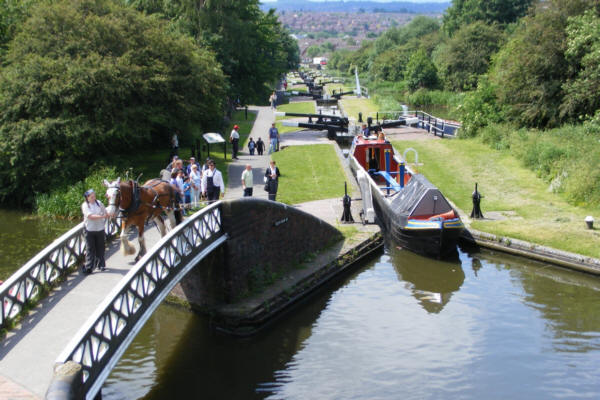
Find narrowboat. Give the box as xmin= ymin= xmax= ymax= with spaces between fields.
xmin=349 ymin=135 xmax=464 ymax=258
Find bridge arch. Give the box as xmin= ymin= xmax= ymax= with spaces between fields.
xmin=51 ymin=203 xmax=226 ymax=400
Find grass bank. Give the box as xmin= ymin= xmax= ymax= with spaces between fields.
xmin=391 ymin=138 xmax=600 ymax=258
xmin=275 ymin=101 xmax=315 ymax=134
xmin=339 ymin=97 xmax=378 ymax=121
xmin=271 ymin=144 xmax=347 ymax=205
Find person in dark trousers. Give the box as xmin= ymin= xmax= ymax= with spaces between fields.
xmin=81 ymin=189 xmax=110 ymax=273
xmin=230 ymin=125 xmax=240 ymax=159
xmin=248 ymin=137 xmax=256 ymax=155
xmin=256 ymin=137 xmax=265 ymax=155
xmin=265 ymin=160 xmax=281 ymax=201
xmin=241 ymin=164 xmax=253 ymax=197
xmin=202 ymin=160 xmax=225 ymax=203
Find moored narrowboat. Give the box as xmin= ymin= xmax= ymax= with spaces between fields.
xmin=349 ymin=135 xmax=464 ymax=258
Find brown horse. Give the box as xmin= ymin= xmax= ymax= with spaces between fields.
xmin=104 ymin=178 xmax=179 ymax=262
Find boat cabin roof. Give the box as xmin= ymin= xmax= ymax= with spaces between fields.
xmin=353 ymin=136 xmax=392 ymax=150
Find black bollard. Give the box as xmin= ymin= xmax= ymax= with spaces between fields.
xmin=341 ymin=182 xmax=354 ymax=223
xmin=358 ymin=112 xmax=363 ymax=123
xmin=470 ymin=183 xmax=484 ymax=219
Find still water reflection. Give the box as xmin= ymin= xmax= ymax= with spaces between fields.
xmin=0 ymin=209 xmax=75 ymax=280
xmin=106 ymin=243 xmax=600 ymax=399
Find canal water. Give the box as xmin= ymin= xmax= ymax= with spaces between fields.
xmin=103 ymin=242 xmax=600 ymax=399
xmin=0 ymin=209 xmax=75 ymax=281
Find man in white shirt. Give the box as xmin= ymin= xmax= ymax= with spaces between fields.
xmin=241 ymin=164 xmax=253 ymax=197
xmin=202 ymin=160 xmax=225 ymax=203
xmin=230 ymin=125 xmax=240 ymax=159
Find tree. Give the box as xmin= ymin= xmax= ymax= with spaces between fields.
xmin=443 ymin=0 xmax=535 ymax=36
xmin=560 ymin=10 xmax=600 ymax=120
xmin=130 ymin=0 xmax=300 ymax=104
xmin=405 ymin=48 xmax=438 ymax=91
xmin=488 ymin=0 xmax=593 ymax=128
xmin=435 ymin=21 xmax=504 ymax=91
xmin=0 ymin=0 xmax=226 ymax=206
xmin=0 ymin=0 xmax=38 ymax=60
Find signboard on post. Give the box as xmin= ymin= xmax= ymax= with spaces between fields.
xmin=203 ymin=132 xmax=226 ymax=160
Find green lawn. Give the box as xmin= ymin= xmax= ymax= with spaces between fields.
xmin=275 ymin=101 xmax=316 ymax=134
xmin=271 ymin=144 xmax=347 ymax=205
xmin=340 ymin=97 xmax=379 ymax=121
xmin=276 ymin=101 xmax=315 ymax=115
xmin=391 ymin=138 xmax=600 ymax=258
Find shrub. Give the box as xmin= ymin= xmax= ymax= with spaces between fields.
xmin=36 ymin=166 xmax=121 ymax=219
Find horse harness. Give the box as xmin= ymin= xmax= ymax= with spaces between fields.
xmin=111 ymin=180 xmax=176 ymax=220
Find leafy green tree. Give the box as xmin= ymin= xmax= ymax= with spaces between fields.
xmin=0 ymin=0 xmax=38 ymax=60
xmin=130 ymin=0 xmax=299 ymax=104
xmin=0 ymin=0 xmax=226 ymax=206
xmin=458 ymin=76 xmax=506 ymax=137
xmin=487 ymin=0 xmax=594 ymax=128
xmin=369 ymin=48 xmax=407 ymax=82
xmin=306 ymin=45 xmax=321 ymax=58
xmin=443 ymin=0 xmax=535 ymax=36
xmin=435 ymin=21 xmax=504 ymax=91
xmin=560 ymin=10 xmax=600 ymax=120
xmin=405 ymin=48 xmax=439 ymax=91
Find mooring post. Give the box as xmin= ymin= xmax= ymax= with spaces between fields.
xmin=340 ymin=182 xmax=354 ymax=223
xmin=470 ymin=183 xmax=484 ymax=219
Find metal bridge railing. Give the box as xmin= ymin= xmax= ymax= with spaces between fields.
xmin=52 ymin=203 xmax=227 ymax=400
xmin=0 ymin=220 xmax=119 ymax=331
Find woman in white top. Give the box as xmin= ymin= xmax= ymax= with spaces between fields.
xmin=81 ymin=189 xmax=110 ymax=273
xmin=190 ymin=164 xmax=202 ymax=206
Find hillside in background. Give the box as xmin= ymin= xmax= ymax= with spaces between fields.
xmin=260 ymin=0 xmax=450 ymax=13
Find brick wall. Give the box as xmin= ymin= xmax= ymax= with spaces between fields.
xmin=171 ymin=198 xmax=342 ymax=308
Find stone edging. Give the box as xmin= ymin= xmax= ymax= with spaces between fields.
xmin=461 ymin=228 xmax=600 ymax=275
xmin=213 ymin=232 xmax=383 ymax=336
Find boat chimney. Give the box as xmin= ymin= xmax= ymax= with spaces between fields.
xmin=399 ymin=161 xmax=405 ymax=188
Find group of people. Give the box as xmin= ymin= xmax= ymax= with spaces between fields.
xmin=81 ymin=119 xmax=283 ymax=275
xmin=246 ymin=137 xmax=265 ymax=155
xmin=240 ymin=160 xmax=280 ymax=201
xmin=354 ymin=124 xmax=387 ymax=145
xmin=167 ymin=155 xmax=225 ymax=209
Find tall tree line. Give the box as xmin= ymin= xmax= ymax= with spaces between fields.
xmin=0 ymin=0 xmax=299 ymax=206
xmin=330 ymin=0 xmax=600 ymax=132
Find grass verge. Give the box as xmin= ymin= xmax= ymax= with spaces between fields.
xmin=275 ymin=101 xmax=316 ymax=134
xmin=340 ymin=97 xmax=379 ymax=121
xmin=270 ymin=144 xmax=347 ymax=205
xmin=391 ymin=138 xmax=600 ymax=258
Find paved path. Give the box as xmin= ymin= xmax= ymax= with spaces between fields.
xmin=225 ymin=106 xmax=276 ymax=200
xmin=0 ymin=227 xmax=162 ymax=398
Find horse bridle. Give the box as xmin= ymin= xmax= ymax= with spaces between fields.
xmin=106 ymin=184 xmax=124 ymax=217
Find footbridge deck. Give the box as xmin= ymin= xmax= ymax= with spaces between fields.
xmin=0 ymin=204 xmax=225 ymax=399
